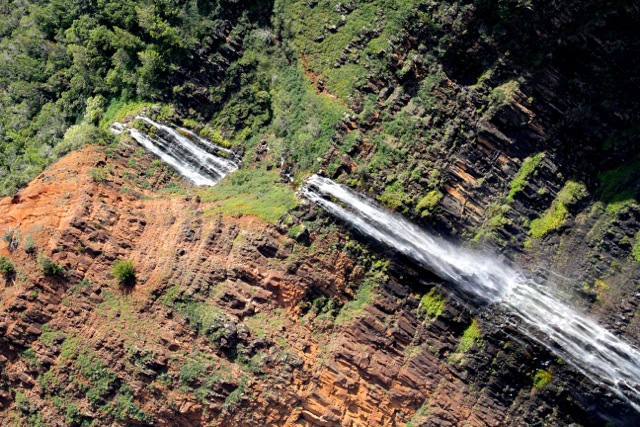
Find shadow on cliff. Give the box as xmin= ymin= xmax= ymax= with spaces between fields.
xmin=440 ymin=0 xmax=640 ymax=210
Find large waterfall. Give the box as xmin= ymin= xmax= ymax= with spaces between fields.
xmin=301 ymin=174 xmax=640 ymax=412
xmin=118 ymin=117 xmax=238 ymax=186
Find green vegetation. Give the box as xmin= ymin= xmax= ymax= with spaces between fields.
xmin=529 ymin=202 xmax=569 ymax=239
xmin=89 ymin=167 xmax=108 ymax=183
xmin=406 ymin=399 xmax=431 ymax=427
xmin=0 ymin=0 xmax=271 ymax=196
xmin=22 ymin=234 xmax=36 ymax=254
xmin=508 ymin=153 xmax=543 ymax=201
xmin=449 ymin=319 xmax=482 ymax=363
xmin=54 ymin=123 xmax=111 ymax=158
xmin=557 ymin=180 xmax=588 ymax=205
xmin=416 ymin=190 xmax=443 ymax=217
xmin=487 ymin=80 xmax=520 ymax=117
xmin=0 ymin=255 xmax=15 ymax=278
xmin=111 ymin=260 xmax=136 ymax=286
xmin=38 ymin=254 xmax=63 ymax=276
xmin=15 ymin=391 xmax=47 ymax=427
xmin=162 ymin=288 xmax=242 ymax=349
xmin=458 ymin=319 xmax=482 ymax=353
xmin=419 ymin=288 xmax=446 ymax=320
xmin=633 ymin=231 xmax=640 ymax=262
xmin=198 ymin=167 xmax=297 ymax=223
xmin=237 ymin=31 xmax=346 ymax=171
xmin=334 ymin=280 xmax=377 ymax=326
xmin=532 ymin=368 xmax=553 ymax=389
xmin=529 ymin=180 xmax=586 ymax=239
xmin=378 ymin=181 xmax=409 ymax=210
xmin=54 ymin=337 xmax=148 ymax=423
xmin=275 ymin=0 xmax=427 ymax=102
xmin=598 ymin=156 xmax=640 ymax=212
xmin=177 ymin=353 xmax=245 ymax=407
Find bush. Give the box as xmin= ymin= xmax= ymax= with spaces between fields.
xmin=52 ymin=123 xmax=111 ymax=158
xmin=112 ymin=260 xmax=136 ymax=286
xmin=39 ymin=254 xmax=63 ymax=276
xmin=533 ymin=369 xmax=553 ymax=389
xmin=416 ymin=190 xmax=444 ymax=217
xmin=419 ymin=288 xmax=446 ymax=320
xmin=89 ymin=167 xmax=107 ymax=183
xmin=0 ymin=256 xmax=15 ymax=277
xmin=23 ymin=234 xmax=36 ymax=254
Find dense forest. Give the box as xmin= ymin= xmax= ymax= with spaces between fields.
xmin=0 ymin=0 xmax=274 ymax=195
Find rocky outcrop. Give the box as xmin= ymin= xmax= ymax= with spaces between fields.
xmin=0 ymin=143 xmax=635 ymax=425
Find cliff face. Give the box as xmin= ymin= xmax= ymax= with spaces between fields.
xmin=1 ymin=0 xmax=640 ymax=426
xmin=0 ymin=144 xmax=634 ymax=426
xmin=0 ymin=147 xmax=616 ymax=426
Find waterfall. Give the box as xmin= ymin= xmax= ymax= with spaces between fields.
xmin=121 ymin=117 xmax=238 ymax=186
xmin=301 ymin=174 xmax=640 ymax=412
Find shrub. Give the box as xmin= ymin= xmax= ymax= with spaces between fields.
xmin=533 ymin=369 xmax=553 ymax=389
xmin=416 ymin=190 xmax=443 ymax=217
xmin=23 ymin=234 xmax=35 ymax=254
xmin=89 ymin=167 xmax=107 ymax=183
xmin=39 ymin=254 xmax=63 ymax=276
xmin=419 ymin=288 xmax=446 ymax=320
xmin=112 ymin=260 xmax=136 ymax=286
xmin=378 ymin=181 xmax=408 ymax=210
xmin=0 ymin=256 xmax=15 ymax=277
xmin=53 ymin=123 xmax=111 ymax=158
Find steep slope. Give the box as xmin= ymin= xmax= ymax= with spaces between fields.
xmin=1 ymin=0 xmax=640 ymax=426
xmin=0 ymin=137 xmax=635 ymax=426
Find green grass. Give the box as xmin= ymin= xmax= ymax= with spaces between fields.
xmin=334 ymin=280 xmax=377 ymax=326
xmin=100 ymin=99 xmax=170 ymax=130
xmin=419 ymin=288 xmax=445 ymax=320
xmin=416 ymin=190 xmax=443 ymax=217
xmin=163 ymin=292 xmax=230 ymax=346
xmin=597 ymin=156 xmax=640 ymax=214
xmin=449 ymin=319 xmax=482 ymax=363
xmin=529 ymin=202 xmax=569 ymax=238
xmin=598 ymin=156 xmax=640 ymax=208
xmin=197 ymin=167 xmax=297 ymax=224
xmin=177 ymin=352 xmax=242 ymax=407
xmin=458 ymin=319 xmax=482 ymax=353
xmin=276 ymin=0 xmax=425 ymax=103
xmin=556 ymin=180 xmax=587 ymax=205
xmin=406 ymin=399 xmax=430 ymax=427
xmin=508 ymin=153 xmax=543 ymax=201
xmin=528 ymin=180 xmax=586 ymax=239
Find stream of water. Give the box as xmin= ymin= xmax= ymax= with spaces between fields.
xmin=120 ymin=117 xmax=238 ymax=186
xmin=301 ymin=174 xmax=640 ymax=412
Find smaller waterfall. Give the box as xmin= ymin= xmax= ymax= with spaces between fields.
xmin=301 ymin=174 xmax=640 ymax=413
xmin=119 ymin=117 xmax=238 ymax=186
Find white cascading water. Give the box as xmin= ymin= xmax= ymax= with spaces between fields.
xmin=123 ymin=116 xmax=238 ymax=186
xmin=301 ymin=174 xmax=640 ymax=412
